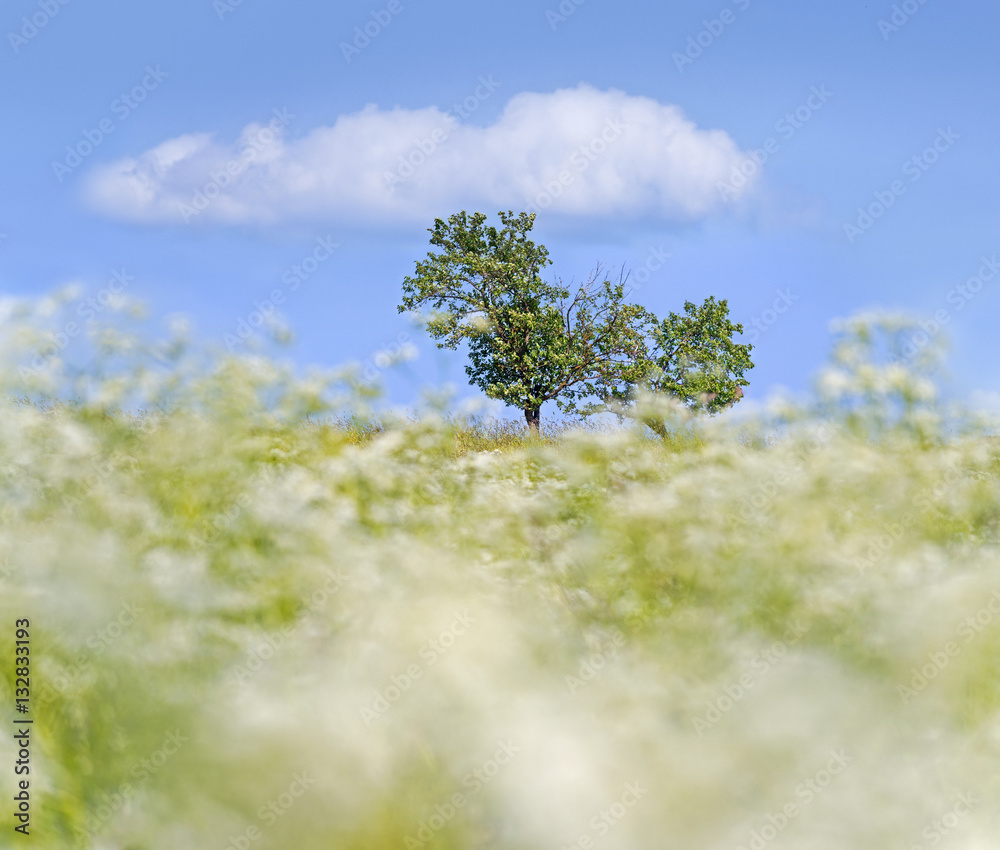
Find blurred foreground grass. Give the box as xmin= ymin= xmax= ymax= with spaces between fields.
xmin=0 ymin=299 xmax=999 ymax=847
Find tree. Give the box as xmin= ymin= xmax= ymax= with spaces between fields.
xmin=399 ymin=211 xmax=653 ymax=435
xmin=597 ymin=296 xmax=754 ymax=435
xmin=398 ymin=210 xmax=753 ymax=436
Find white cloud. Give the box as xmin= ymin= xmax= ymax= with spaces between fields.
xmin=83 ymin=84 xmax=757 ymax=228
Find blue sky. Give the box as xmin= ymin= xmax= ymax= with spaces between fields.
xmin=4 ymin=0 xmax=999 ymax=417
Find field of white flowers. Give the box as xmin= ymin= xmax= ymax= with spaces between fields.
xmin=1 ymin=295 xmax=999 ymax=848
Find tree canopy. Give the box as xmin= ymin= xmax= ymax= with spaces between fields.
xmin=399 ymin=210 xmax=753 ymax=434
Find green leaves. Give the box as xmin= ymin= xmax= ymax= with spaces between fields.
xmin=399 ymin=211 xmax=560 ymax=354
xmin=642 ymin=296 xmax=753 ymax=414
xmin=399 ymin=212 xmax=753 ymax=433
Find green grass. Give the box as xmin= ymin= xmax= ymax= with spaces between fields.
xmin=309 ymin=412 xmax=636 ymax=454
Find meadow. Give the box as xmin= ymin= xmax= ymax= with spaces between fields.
xmin=1 ymin=297 xmax=999 ymax=848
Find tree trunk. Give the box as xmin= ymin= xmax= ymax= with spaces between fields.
xmin=524 ymin=406 xmax=541 ymax=438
